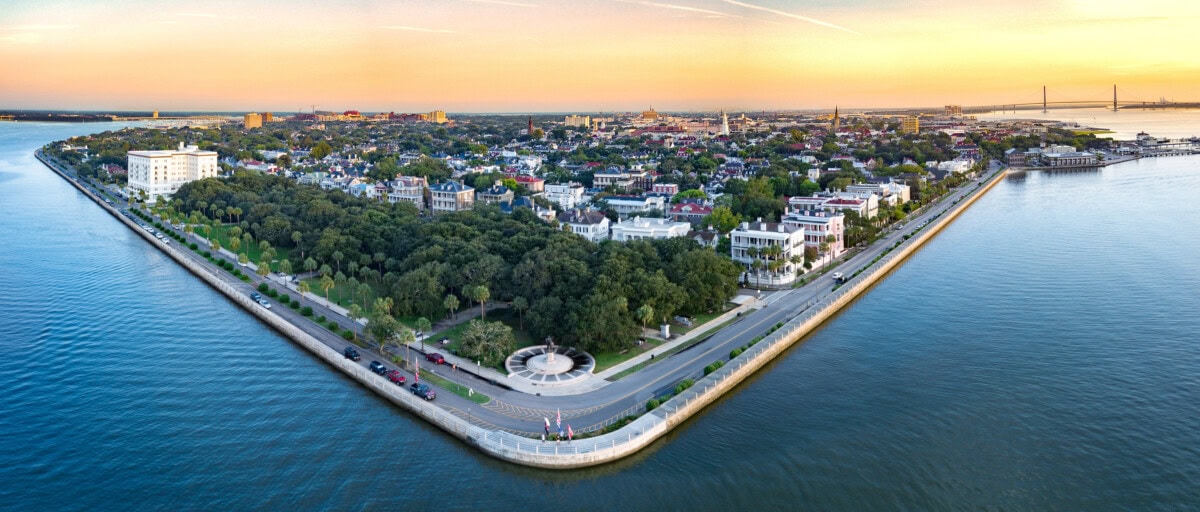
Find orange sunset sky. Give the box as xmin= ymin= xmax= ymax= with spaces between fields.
xmin=2 ymin=0 xmax=1198 ymax=112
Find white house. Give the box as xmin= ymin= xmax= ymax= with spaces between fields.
xmin=387 ymin=176 xmax=427 ymax=211
xmin=782 ymin=209 xmax=845 ymax=268
xmin=126 ymin=142 xmax=219 ymax=203
xmin=545 ymin=182 xmax=586 ymax=209
xmin=557 ymin=208 xmax=610 ymax=242
xmin=603 ymin=195 xmax=666 ymax=218
xmin=610 ymin=216 xmax=691 ymax=242
xmin=731 ymin=219 xmax=806 ymax=288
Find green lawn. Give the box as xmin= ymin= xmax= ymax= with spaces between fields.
xmin=607 ymin=316 xmax=742 ymax=381
xmin=419 ymin=370 xmax=490 ymax=404
xmin=592 ymin=337 xmax=666 ymax=373
xmin=667 ymin=302 xmax=737 ymax=335
xmin=299 ymin=277 xmax=385 ymax=310
xmin=195 ymin=223 xmax=292 ymax=270
xmin=423 ymin=309 xmax=535 ymax=371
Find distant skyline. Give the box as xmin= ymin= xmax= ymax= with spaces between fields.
xmin=2 ymin=0 xmax=1198 ymax=112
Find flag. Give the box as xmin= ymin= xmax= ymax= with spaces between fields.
xmin=415 ymin=360 xmax=420 ymax=383
xmin=556 ymin=408 xmax=561 ymax=429
xmin=567 ymin=424 xmax=573 ymax=441
xmin=543 ymin=417 xmax=550 ymax=435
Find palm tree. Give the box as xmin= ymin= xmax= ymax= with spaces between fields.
xmin=415 ymin=317 xmax=432 ymax=350
xmin=230 ymin=237 xmax=241 ymax=254
xmin=297 ymin=281 xmax=310 ymax=305
xmin=303 ymin=257 xmax=318 ymax=276
xmin=467 ymin=285 xmax=490 ymax=320
xmin=278 ymin=259 xmax=292 ymax=277
xmin=332 ymin=251 xmax=344 ymax=274
xmin=318 ymin=263 xmax=332 ymax=278
xmin=396 ymin=327 xmax=416 ymax=370
xmin=238 ymin=252 xmax=249 ymax=266
xmin=357 ymin=282 xmax=372 ymax=308
xmin=636 ymin=304 xmax=654 ymax=330
xmin=347 ymin=304 xmax=363 ymax=341
xmin=291 ymin=231 xmax=304 ymax=260
xmin=211 ymin=238 xmax=221 ymax=252
xmin=320 ymin=275 xmax=335 ymax=306
xmin=511 ymin=296 xmax=528 ymax=330
xmin=256 ymin=259 xmax=271 ymax=278
xmin=334 ymin=271 xmax=346 ymax=304
xmin=444 ymin=294 xmax=460 ymax=320
xmin=373 ymin=252 xmax=385 ymax=274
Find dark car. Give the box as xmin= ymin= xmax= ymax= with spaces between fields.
xmin=343 ymin=347 xmax=361 ymax=361
xmin=425 ymin=353 xmax=446 ymax=365
xmin=250 ymin=292 xmax=262 ymax=301
xmin=410 ymin=383 xmax=436 ymax=400
xmin=386 ymin=370 xmax=406 ymax=385
xmin=369 ymin=360 xmax=387 ymax=375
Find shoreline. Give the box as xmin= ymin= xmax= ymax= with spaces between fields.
xmin=35 ymin=149 xmax=1006 ymax=468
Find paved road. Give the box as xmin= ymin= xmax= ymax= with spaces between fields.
xmin=45 ymin=151 xmax=1004 ymax=435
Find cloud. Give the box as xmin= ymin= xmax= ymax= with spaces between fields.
xmin=718 ymin=0 xmax=857 ymax=34
xmin=630 ymin=1 xmax=738 ymax=18
xmin=176 ymin=12 xmax=218 ymax=18
xmin=382 ymin=25 xmax=459 ymax=34
xmin=466 ymin=0 xmax=538 ymax=7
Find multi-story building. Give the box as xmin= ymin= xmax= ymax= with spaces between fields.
xmin=557 ymin=208 xmax=610 ymax=243
xmin=564 ymin=114 xmax=591 ymax=128
xmin=514 ymin=175 xmax=544 ymax=193
xmin=731 ymin=219 xmax=806 ymax=288
xmin=244 ymin=112 xmax=263 ymax=129
xmin=593 ymin=168 xmax=654 ymax=192
xmin=263 ymin=112 xmax=274 ymax=123
xmin=901 ymin=116 xmax=920 ymax=134
xmin=846 ymin=182 xmax=910 ymax=205
xmin=126 ymin=143 xmax=219 ymax=203
xmin=610 ymin=216 xmax=691 ymax=242
xmin=476 ymin=181 xmax=515 ymax=205
xmin=782 ymin=209 xmax=845 ymax=267
xmin=668 ymin=202 xmax=712 ymax=224
xmin=652 ymin=183 xmax=679 ymax=195
xmin=1043 ymin=151 xmax=1098 ymax=167
xmin=429 ymin=180 xmax=474 ymax=212
xmin=824 ymin=196 xmax=878 ymax=219
xmin=387 ymin=176 xmax=427 ymax=211
xmin=428 ymin=110 xmax=447 ymax=124
xmin=603 ymin=195 xmax=666 ymax=218
xmin=545 ymin=182 xmax=586 ymax=209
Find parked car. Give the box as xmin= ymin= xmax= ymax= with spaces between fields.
xmin=250 ymin=292 xmax=262 ymax=301
xmin=832 ymin=272 xmax=846 ymax=283
xmin=257 ymin=299 xmax=272 ymax=309
xmin=343 ymin=346 xmax=361 ymax=361
xmin=425 ymin=353 xmax=446 ymax=365
xmin=369 ymin=360 xmax=387 ymax=375
xmin=410 ymin=383 xmax=436 ymax=400
xmin=674 ymin=316 xmax=693 ymax=327
xmin=386 ymin=370 xmax=406 ymax=385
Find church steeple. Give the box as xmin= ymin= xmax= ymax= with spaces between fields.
xmin=833 ymin=105 xmax=841 ymax=132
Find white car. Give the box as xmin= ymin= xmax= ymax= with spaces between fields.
xmin=257 ymin=299 xmax=272 ymax=309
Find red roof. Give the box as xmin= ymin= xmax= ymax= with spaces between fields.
xmin=669 ymin=203 xmax=713 ymax=215
xmin=514 ymin=175 xmax=544 ymax=183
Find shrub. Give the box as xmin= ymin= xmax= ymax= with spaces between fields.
xmin=316 ymin=315 xmax=326 ymax=323
xmin=674 ymin=379 xmax=695 ymax=395
xmin=267 ymin=289 xmax=278 ymax=298
xmin=703 ymin=360 xmax=724 ymax=375
xmin=341 ymin=330 xmax=355 ymax=340
xmin=189 ymin=243 xmax=198 ymax=250
xmin=257 ymin=283 xmax=269 ymax=293
xmin=231 ymin=268 xmax=241 ymax=277
xmin=301 ymin=306 xmax=313 ymax=317
xmin=289 ymin=299 xmax=300 ymax=309
xmin=730 ymin=348 xmax=743 ymax=359
xmin=278 ymin=293 xmax=289 ymax=302
xmin=202 ymin=251 xmax=211 ymax=258
xmin=646 ymin=399 xmax=660 ymax=411
xmin=327 ymin=321 xmax=339 ymax=330
xmin=239 ymin=275 xmax=250 ymax=282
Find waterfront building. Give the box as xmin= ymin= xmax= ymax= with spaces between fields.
xmin=429 ymin=180 xmax=474 ymax=212
xmin=731 ymin=219 xmax=806 ymax=288
xmin=387 ymin=176 xmax=427 ymax=211
xmin=126 ymin=143 xmax=219 ymax=203
xmin=244 ymin=112 xmax=262 ymax=129
xmin=1043 ymin=151 xmax=1098 ymax=167
xmin=846 ymin=182 xmax=910 ymax=205
xmin=782 ymin=209 xmax=846 ymax=266
xmin=545 ymin=182 xmax=586 ymax=209
xmin=557 ymin=208 xmax=610 ymax=242
xmin=901 ymin=116 xmax=920 ymax=134
xmin=610 ymin=216 xmax=691 ymax=242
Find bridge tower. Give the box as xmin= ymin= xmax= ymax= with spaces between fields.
xmin=1114 ymin=85 xmax=1118 ymax=111
xmin=1043 ymin=86 xmax=1047 ymax=113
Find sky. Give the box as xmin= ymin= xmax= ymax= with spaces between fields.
xmin=1 ymin=0 xmax=1198 ymax=112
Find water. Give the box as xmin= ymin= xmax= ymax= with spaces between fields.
xmin=977 ymin=107 xmax=1200 ymax=140
xmin=2 ymin=120 xmax=1199 ymax=510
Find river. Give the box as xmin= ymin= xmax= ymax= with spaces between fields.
xmin=1 ymin=119 xmax=1198 ymax=510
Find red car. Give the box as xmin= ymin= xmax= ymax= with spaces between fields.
xmin=386 ymin=370 xmax=406 ymax=385
xmin=425 ymin=353 xmax=446 ymax=365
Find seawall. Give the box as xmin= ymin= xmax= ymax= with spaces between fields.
xmin=37 ymin=150 xmax=1006 ymax=469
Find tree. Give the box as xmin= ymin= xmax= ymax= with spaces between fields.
xmin=311 ymin=141 xmax=333 ymax=160
xmin=367 ymin=312 xmax=399 ymax=355
xmin=703 ymin=205 xmax=741 ymax=234
xmin=238 ymin=252 xmax=249 ymax=265
xmin=459 ymin=320 xmax=515 ymax=368
xmin=444 ymin=294 xmax=460 ymax=320
xmin=636 ymin=304 xmax=655 ymax=330
xmin=278 ymin=259 xmax=292 ymax=276
xmin=332 ymin=250 xmax=344 ymax=274
xmin=415 ymin=317 xmax=432 ymax=350
xmin=297 ymin=280 xmax=310 ymax=304
xmin=303 ymin=257 xmax=318 ymax=275
xmin=229 ymin=237 xmax=240 ymax=253
xmin=291 ymin=231 xmax=304 ymax=259
xmin=347 ymin=304 xmax=363 ymax=340
xmin=256 ymin=258 xmax=271 ymax=278
xmin=320 ymin=275 xmax=335 ymax=306
xmin=467 ymin=284 xmax=490 ymax=320
xmin=318 ymin=263 xmax=332 ymax=278
xmin=334 ymin=271 xmax=346 ymax=304
xmin=511 ymin=296 xmax=529 ymax=330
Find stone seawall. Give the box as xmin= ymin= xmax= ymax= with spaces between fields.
xmin=37 ymin=149 xmax=1006 ymax=469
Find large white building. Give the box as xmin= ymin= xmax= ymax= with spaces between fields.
xmin=557 ymin=208 xmax=611 ymax=243
xmin=731 ymin=219 xmax=806 ymax=288
xmin=782 ymin=209 xmax=846 ymax=267
xmin=610 ymin=216 xmax=691 ymax=242
xmin=126 ymin=143 xmax=219 ymax=203
xmin=603 ymin=195 xmax=666 ymax=218
xmin=545 ymin=182 xmax=586 ymax=209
